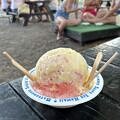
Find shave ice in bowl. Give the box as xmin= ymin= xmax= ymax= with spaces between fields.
xmin=4 ymin=48 xmax=118 ymax=107
xmin=31 ymin=48 xmax=90 ymax=98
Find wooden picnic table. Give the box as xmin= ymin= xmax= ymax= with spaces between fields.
xmin=0 ymin=37 xmax=120 ymax=120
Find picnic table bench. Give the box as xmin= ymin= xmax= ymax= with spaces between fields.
xmin=0 ymin=10 xmax=12 ymax=23
xmin=0 ymin=37 xmax=120 ymax=120
xmin=65 ymin=23 xmax=120 ymax=45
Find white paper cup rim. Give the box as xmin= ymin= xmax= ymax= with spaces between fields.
xmin=22 ymin=67 xmax=104 ymax=108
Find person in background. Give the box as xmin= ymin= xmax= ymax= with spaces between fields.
xmin=84 ymin=0 xmax=120 ymax=24
xmin=82 ymin=0 xmax=101 ymax=20
xmin=54 ymin=0 xmax=82 ymax=41
xmin=1 ymin=0 xmax=24 ymax=13
xmin=37 ymin=0 xmax=58 ymax=22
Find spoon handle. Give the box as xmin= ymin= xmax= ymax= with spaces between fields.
xmin=95 ymin=52 xmax=119 ymax=77
xmin=3 ymin=51 xmax=36 ymax=81
xmin=84 ymin=52 xmax=103 ymax=88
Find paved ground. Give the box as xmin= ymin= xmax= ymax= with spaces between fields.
xmin=0 ymin=18 xmax=109 ymax=83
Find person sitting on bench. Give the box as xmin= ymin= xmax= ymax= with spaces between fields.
xmin=84 ymin=0 xmax=120 ymax=24
xmin=81 ymin=0 xmax=102 ymax=20
xmin=37 ymin=0 xmax=50 ymax=22
xmin=54 ymin=0 xmax=82 ymax=41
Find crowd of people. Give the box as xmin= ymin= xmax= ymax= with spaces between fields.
xmin=0 ymin=0 xmax=120 ymax=40
xmin=1 ymin=0 xmax=24 ymax=12
xmin=54 ymin=0 xmax=120 ymax=40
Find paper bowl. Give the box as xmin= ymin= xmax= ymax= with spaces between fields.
xmin=81 ymin=22 xmax=90 ymax=25
xmin=22 ymin=67 xmax=104 ymax=108
xmin=95 ymin=22 xmax=104 ymax=26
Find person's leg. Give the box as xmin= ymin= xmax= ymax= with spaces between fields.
xmin=96 ymin=8 xmax=108 ymax=18
xmin=82 ymin=12 xmax=96 ymax=22
xmin=58 ymin=19 xmax=67 ymax=33
xmin=44 ymin=7 xmax=50 ymax=21
xmin=55 ymin=17 xmax=81 ymax=40
xmin=66 ymin=18 xmax=81 ymax=26
xmin=10 ymin=0 xmax=17 ymax=12
xmin=82 ymin=8 xmax=109 ymax=23
xmin=55 ymin=17 xmax=67 ymax=40
xmin=57 ymin=17 xmax=81 ymax=32
xmin=93 ymin=9 xmax=115 ymax=24
xmin=1 ymin=0 xmax=8 ymax=11
xmin=100 ymin=16 xmax=115 ymax=24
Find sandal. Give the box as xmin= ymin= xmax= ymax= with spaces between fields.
xmin=56 ymin=31 xmax=64 ymax=41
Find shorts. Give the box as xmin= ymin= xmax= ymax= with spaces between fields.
xmin=116 ymin=10 xmax=120 ymax=14
xmin=54 ymin=10 xmax=69 ymax=20
xmin=82 ymin=8 xmax=97 ymax=16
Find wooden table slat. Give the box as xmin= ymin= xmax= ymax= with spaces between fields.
xmin=0 ymin=83 xmax=41 ymax=120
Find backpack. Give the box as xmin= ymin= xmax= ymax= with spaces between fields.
xmin=18 ymin=3 xmax=30 ymax=14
